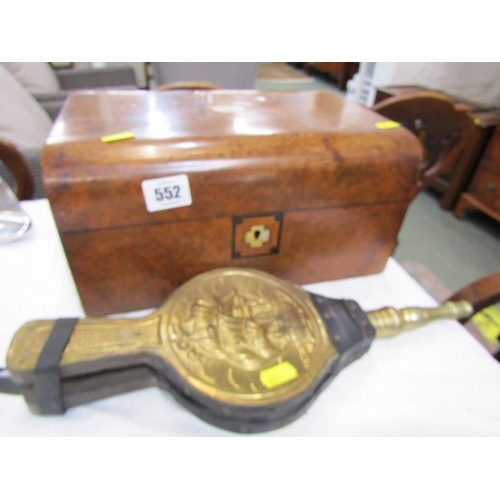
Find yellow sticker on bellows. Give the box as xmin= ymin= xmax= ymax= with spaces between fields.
xmin=259 ymin=361 xmax=299 ymax=389
xmin=101 ymin=131 xmax=135 ymax=143
xmin=375 ymin=120 xmax=400 ymax=130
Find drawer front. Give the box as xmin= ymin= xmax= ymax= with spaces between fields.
xmin=480 ymin=157 xmax=500 ymax=174
xmin=484 ymin=127 xmax=500 ymax=165
xmin=469 ymin=165 xmax=500 ymax=211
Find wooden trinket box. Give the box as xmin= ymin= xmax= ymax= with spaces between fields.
xmin=42 ymin=90 xmax=422 ymax=315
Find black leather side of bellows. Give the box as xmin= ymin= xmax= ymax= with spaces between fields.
xmin=309 ymin=294 xmax=376 ymax=354
xmin=34 ymin=318 xmax=79 ymax=414
xmin=0 ymin=368 xmax=21 ymax=394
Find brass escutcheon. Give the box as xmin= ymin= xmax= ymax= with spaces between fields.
xmin=244 ymin=224 xmax=271 ymax=249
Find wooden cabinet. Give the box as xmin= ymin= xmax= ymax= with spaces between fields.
xmin=306 ymin=62 xmax=359 ymax=90
xmin=454 ymin=127 xmax=500 ymax=222
xmin=375 ymin=85 xmax=500 ymax=211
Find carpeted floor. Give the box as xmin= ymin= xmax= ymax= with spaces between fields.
xmin=257 ymin=63 xmax=314 ymax=82
xmin=255 ymin=63 xmax=344 ymax=93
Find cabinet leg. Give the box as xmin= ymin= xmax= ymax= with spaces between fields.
xmin=440 ymin=192 xmax=456 ymax=211
xmin=453 ymin=195 xmax=473 ymax=219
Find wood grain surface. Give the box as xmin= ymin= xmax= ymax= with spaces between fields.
xmin=43 ymin=90 xmax=422 ymax=315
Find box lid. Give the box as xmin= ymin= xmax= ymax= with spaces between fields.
xmin=43 ymin=90 xmax=422 ymax=232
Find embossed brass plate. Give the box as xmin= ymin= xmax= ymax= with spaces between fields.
xmin=162 ymin=268 xmax=335 ymax=405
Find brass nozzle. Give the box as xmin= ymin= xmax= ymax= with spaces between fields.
xmin=367 ymin=301 xmax=474 ymax=339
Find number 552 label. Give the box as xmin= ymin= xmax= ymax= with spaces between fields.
xmin=141 ymin=174 xmax=192 ymax=212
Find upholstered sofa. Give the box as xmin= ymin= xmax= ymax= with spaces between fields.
xmin=0 ymin=63 xmax=138 ymax=199
xmin=34 ymin=65 xmax=138 ymax=119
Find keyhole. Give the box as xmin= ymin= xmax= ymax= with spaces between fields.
xmin=244 ymin=224 xmax=271 ymax=249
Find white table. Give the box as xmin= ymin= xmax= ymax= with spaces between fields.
xmin=1 ymin=199 xmax=500 ymax=436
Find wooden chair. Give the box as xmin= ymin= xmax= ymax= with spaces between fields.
xmin=446 ymin=271 xmax=500 ymax=323
xmin=402 ymin=262 xmax=500 ymax=360
xmin=447 ymin=270 xmax=500 ymax=362
xmin=372 ymin=92 xmax=476 ymax=209
xmin=0 ymin=140 xmax=35 ymax=201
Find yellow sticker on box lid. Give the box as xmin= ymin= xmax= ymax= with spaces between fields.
xmin=259 ymin=361 xmax=299 ymax=389
xmin=375 ymin=120 xmax=401 ymax=130
xmin=101 ymin=131 xmax=135 ymax=143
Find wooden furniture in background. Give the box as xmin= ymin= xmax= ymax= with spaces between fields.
xmin=375 ymin=85 xmax=500 ymax=211
xmin=372 ymin=91 xmax=476 ymax=208
xmin=448 ymin=269 xmax=500 ymax=361
xmin=296 ymin=63 xmax=359 ymax=90
xmin=403 ymin=261 xmax=500 ymax=358
xmin=447 ymin=269 xmax=500 ymax=321
xmin=454 ymin=127 xmax=500 ymax=223
xmin=0 ymin=140 xmax=35 ymax=200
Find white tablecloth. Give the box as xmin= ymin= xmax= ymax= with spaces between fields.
xmin=1 ymin=199 xmax=499 ymax=436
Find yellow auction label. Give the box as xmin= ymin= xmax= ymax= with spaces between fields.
xmin=375 ymin=120 xmax=401 ymax=130
xmin=101 ymin=131 xmax=135 ymax=143
xmin=472 ymin=306 xmax=500 ymax=345
xmin=259 ymin=361 xmax=299 ymax=389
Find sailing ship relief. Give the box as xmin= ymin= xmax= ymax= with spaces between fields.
xmin=164 ymin=270 xmax=326 ymax=394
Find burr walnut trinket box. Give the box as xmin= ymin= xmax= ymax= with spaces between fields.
xmin=42 ymin=90 xmax=422 ymax=315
